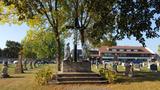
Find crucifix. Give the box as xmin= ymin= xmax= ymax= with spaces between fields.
xmin=66 ymin=0 xmax=80 ymax=62
xmin=66 ymin=20 xmax=80 ymax=62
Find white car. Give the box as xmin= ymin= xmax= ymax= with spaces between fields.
xmin=13 ymin=61 xmax=18 ymax=64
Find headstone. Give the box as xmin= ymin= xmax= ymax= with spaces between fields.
xmin=121 ymin=62 xmax=125 ymax=66
xmin=128 ymin=63 xmax=134 ymax=77
xmin=134 ymin=64 xmax=141 ymax=71
xmin=150 ymin=64 xmax=157 ymax=72
xmin=15 ymin=51 xmax=24 ymax=73
xmin=1 ymin=61 xmax=9 ymax=78
xmin=142 ymin=62 xmax=145 ymax=67
xmin=125 ymin=62 xmax=134 ymax=77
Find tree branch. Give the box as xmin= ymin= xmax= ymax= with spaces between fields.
xmin=37 ymin=0 xmax=55 ymax=28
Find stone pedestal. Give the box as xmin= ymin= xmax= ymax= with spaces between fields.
xmin=15 ymin=51 xmax=24 ymax=74
xmin=61 ymin=60 xmax=91 ymax=72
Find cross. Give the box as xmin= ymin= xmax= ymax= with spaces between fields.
xmin=66 ymin=25 xmax=81 ymax=62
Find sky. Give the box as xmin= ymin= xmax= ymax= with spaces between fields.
xmin=0 ymin=24 xmax=160 ymax=53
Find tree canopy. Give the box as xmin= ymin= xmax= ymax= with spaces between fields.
xmin=2 ymin=40 xmax=21 ymax=58
xmin=87 ymin=0 xmax=160 ymax=46
xmin=22 ymin=29 xmax=64 ymax=59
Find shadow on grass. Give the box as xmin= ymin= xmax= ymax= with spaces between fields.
xmin=116 ymin=71 xmax=160 ymax=83
xmin=9 ymin=76 xmax=25 ymax=78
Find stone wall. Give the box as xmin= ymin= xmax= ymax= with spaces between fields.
xmin=61 ymin=60 xmax=91 ymax=72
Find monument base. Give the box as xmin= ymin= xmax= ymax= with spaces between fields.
xmin=61 ymin=60 xmax=91 ymax=72
xmin=52 ymin=60 xmax=107 ymax=84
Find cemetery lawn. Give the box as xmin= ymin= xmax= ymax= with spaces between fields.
xmin=0 ymin=64 xmax=160 ymax=90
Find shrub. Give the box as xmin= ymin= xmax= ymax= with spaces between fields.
xmin=99 ymin=68 xmax=117 ymax=83
xmin=35 ymin=66 xmax=53 ymax=85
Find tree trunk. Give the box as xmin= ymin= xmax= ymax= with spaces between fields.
xmin=80 ymin=30 xmax=85 ymax=46
xmin=56 ymin=32 xmax=61 ymax=71
xmin=55 ymin=0 xmax=61 ymax=71
xmin=33 ymin=60 xmax=38 ymax=68
xmin=29 ymin=59 xmax=33 ymax=69
xmin=23 ymin=59 xmax=28 ymax=70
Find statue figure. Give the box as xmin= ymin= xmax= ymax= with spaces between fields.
xmin=82 ymin=43 xmax=88 ymax=60
xmin=64 ymin=43 xmax=70 ymax=61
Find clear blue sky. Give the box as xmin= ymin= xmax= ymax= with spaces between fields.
xmin=0 ymin=24 xmax=160 ymax=53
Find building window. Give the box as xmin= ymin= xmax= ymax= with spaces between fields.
xmin=134 ymin=49 xmax=138 ymax=52
xmin=109 ymin=49 xmax=112 ymax=51
xmin=112 ymin=49 xmax=117 ymax=51
xmin=127 ymin=49 xmax=131 ymax=52
xmin=104 ymin=53 xmax=114 ymax=57
xmin=119 ymin=49 xmax=124 ymax=51
xmin=119 ymin=54 xmax=126 ymax=57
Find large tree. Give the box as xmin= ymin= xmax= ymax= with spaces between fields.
xmin=88 ymin=0 xmax=160 ymax=46
xmin=3 ymin=0 xmax=67 ymax=71
xmin=64 ymin=0 xmax=160 ymax=47
xmin=22 ymin=29 xmax=63 ymax=59
xmin=2 ymin=40 xmax=21 ymax=58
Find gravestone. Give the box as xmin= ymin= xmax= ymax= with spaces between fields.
xmin=15 ymin=51 xmax=24 ymax=73
xmin=1 ymin=61 xmax=9 ymax=78
xmin=150 ymin=64 xmax=157 ymax=72
xmin=134 ymin=63 xmax=141 ymax=71
xmin=112 ymin=61 xmax=118 ymax=73
xmin=124 ymin=62 xmax=134 ymax=76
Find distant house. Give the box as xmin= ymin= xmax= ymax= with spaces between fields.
xmin=99 ymin=46 xmax=155 ymax=62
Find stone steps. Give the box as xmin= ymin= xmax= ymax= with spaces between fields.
xmin=55 ymin=72 xmax=107 ymax=84
xmin=57 ymin=72 xmax=100 ymax=77
xmin=57 ymin=77 xmax=104 ymax=81
xmin=56 ymin=80 xmax=107 ymax=84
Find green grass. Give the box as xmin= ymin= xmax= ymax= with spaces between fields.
xmin=0 ymin=64 xmax=160 ymax=90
